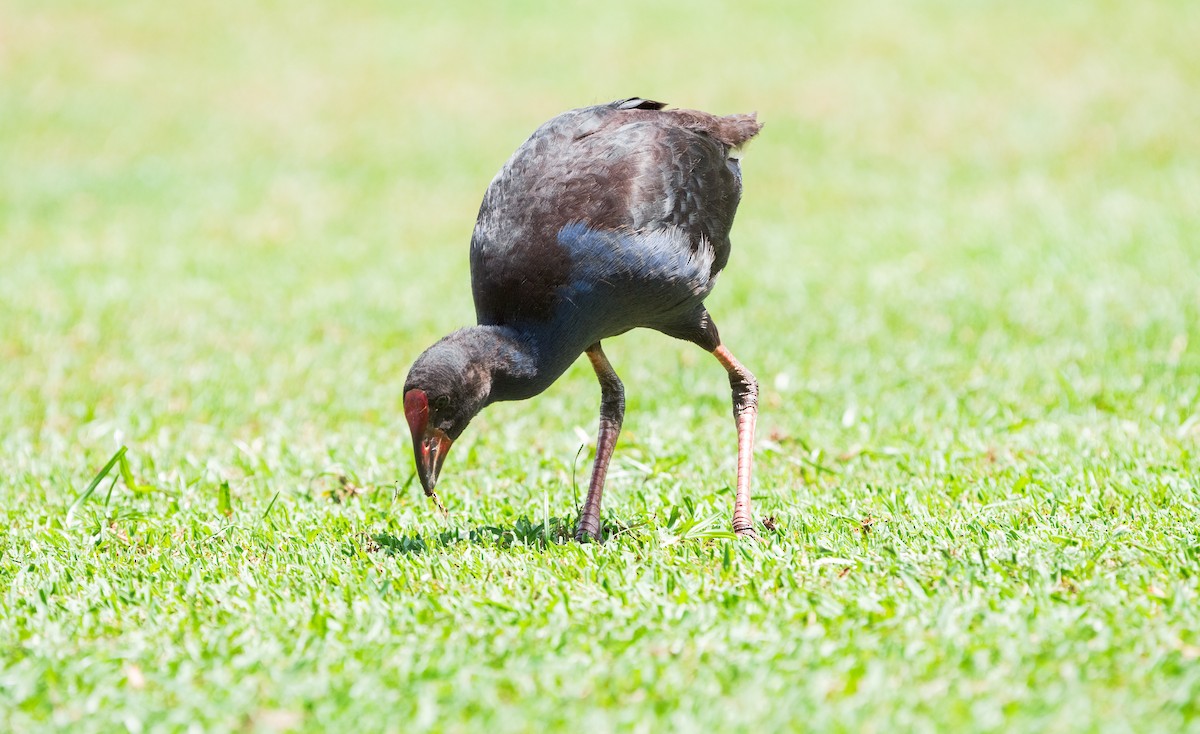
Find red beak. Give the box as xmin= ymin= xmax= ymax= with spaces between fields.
xmin=405 ymin=389 xmax=453 ymax=495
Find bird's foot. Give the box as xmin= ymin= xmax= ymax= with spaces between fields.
xmin=574 ymin=525 xmax=602 ymax=544
xmin=734 ymin=522 xmax=762 ymax=542
xmin=575 ymin=510 xmax=604 ymax=543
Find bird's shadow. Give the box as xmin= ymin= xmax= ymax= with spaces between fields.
xmin=369 ymin=515 xmax=623 ymax=555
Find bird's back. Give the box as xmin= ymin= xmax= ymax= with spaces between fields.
xmin=470 ymin=98 xmax=761 ymax=332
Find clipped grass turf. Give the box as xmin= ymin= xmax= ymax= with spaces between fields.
xmin=2 ymin=0 xmax=1199 ymax=731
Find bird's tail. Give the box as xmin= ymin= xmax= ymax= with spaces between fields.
xmin=610 ymin=97 xmax=763 ymax=151
xmin=717 ymin=113 xmax=763 ymax=149
xmin=679 ymin=110 xmax=763 ymax=151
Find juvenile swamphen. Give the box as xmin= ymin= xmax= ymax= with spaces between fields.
xmin=403 ymin=97 xmax=763 ymax=541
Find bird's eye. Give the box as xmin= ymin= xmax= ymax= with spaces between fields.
xmin=433 ymin=395 xmax=451 ymax=411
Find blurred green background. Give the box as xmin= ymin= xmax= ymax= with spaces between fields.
xmin=2 ymin=1 xmax=1199 ymax=731
xmin=4 ymin=0 xmax=1198 ymax=441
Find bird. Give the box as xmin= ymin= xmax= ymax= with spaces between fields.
xmin=403 ymin=97 xmax=763 ymax=541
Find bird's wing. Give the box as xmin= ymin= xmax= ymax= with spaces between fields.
xmin=470 ymin=99 xmax=761 ymax=326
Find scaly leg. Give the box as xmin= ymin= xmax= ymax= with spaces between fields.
xmin=713 ymin=344 xmax=759 ymax=539
xmin=577 ymin=343 xmax=624 ymax=542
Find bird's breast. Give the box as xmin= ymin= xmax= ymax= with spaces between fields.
xmin=549 ymin=223 xmax=717 ymax=335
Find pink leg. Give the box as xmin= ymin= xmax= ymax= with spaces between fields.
xmin=577 ymin=343 xmax=624 ymax=542
xmin=713 ymin=344 xmax=759 ymax=539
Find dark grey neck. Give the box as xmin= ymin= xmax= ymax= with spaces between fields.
xmin=464 ymin=324 xmax=580 ymax=404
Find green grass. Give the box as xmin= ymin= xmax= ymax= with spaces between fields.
xmin=3 ymin=0 xmax=1200 ymax=731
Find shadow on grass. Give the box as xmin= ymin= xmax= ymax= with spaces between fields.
xmin=370 ymin=515 xmax=603 ymax=555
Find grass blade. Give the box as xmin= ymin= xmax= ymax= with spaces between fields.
xmin=262 ymin=490 xmax=281 ymax=520
xmin=218 ymin=481 xmax=233 ymax=517
xmin=67 ymin=446 xmax=127 ymax=527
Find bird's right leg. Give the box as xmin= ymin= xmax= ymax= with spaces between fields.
xmin=663 ymin=308 xmax=761 ymax=539
xmin=577 ymin=342 xmax=624 ymax=542
xmin=712 ymin=343 xmax=760 ymax=540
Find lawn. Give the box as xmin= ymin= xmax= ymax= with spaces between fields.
xmin=2 ymin=0 xmax=1199 ymax=731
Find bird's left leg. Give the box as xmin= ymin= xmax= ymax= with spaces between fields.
xmin=577 ymin=342 xmax=624 ymax=542
xmin=712 ymin=343 xmax=760 ymax=539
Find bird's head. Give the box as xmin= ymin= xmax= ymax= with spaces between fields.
xmin=403 ymin=331 xmax=493 ymax=496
